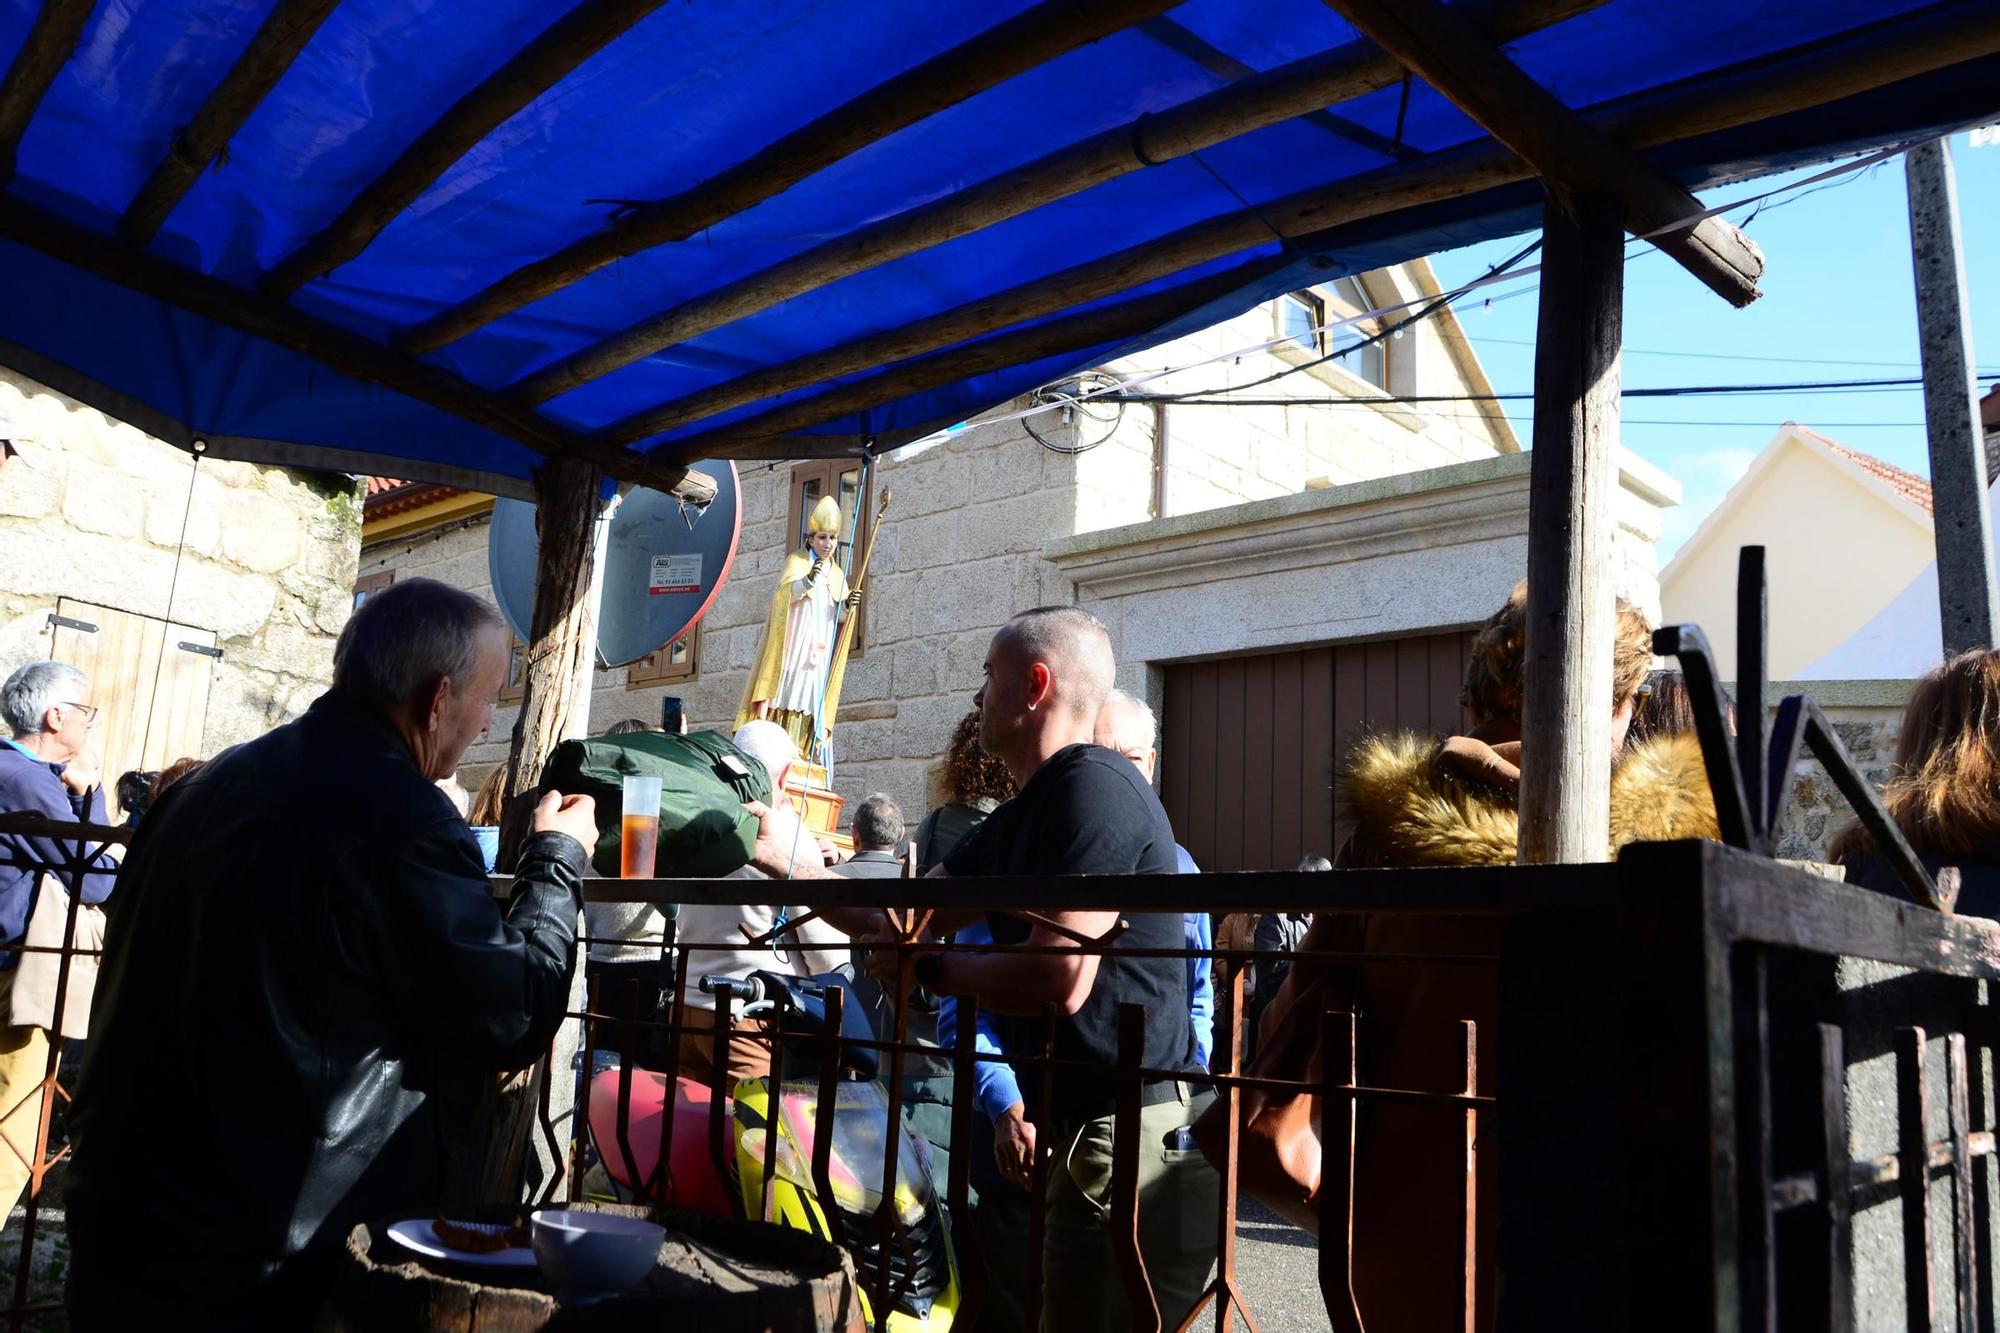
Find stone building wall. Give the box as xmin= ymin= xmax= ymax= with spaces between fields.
xmin=1764 ymin=681 xmax=1910 ymax=862
xmin=0 ymin=369 xmax=360 ymax=765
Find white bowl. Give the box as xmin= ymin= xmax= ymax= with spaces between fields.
xmin=529 ymin=1208 xmax=665 ymax=1298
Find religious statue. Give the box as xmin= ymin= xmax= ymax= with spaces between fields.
xmin=736 ymin=494 xmax=863 ymax=754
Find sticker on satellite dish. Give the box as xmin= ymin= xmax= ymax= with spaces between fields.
xmin=649 ymin=553 xmax=702 ymax=595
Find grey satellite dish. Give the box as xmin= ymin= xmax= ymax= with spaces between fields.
xmin=489 ymin=462 xmax=741 ymax=668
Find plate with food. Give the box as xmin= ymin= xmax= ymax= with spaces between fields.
xmin=387 ymin=1216 xmax=538 ymax=1268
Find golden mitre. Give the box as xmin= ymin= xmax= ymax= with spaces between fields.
xmin=807 ymin=494 xmax=843 ymax=535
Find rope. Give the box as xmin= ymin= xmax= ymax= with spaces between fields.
xmin=134 ymin=440 xmax=205 ymax=771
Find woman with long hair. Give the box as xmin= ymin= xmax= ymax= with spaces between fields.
xmin=1834 ymin=648 xmax=2000 ymax=913
xmin=913 ymin=711 xmax=1015 ymax=875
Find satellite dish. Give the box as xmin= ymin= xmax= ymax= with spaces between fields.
xmin=489 ymin=462 xmax=741 ymax=668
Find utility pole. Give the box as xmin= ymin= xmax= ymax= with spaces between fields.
xmin=1906 ymin=136 xmax=1996 ymax=658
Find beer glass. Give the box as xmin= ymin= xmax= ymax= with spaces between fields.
xmin=620 ymin=774 xmax=662 ymax=878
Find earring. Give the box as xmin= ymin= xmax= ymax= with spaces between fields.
xmin=1027 ymin=703 xmax=1036 ymax=712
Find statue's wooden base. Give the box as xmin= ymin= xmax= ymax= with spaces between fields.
xmin=786 ymin=761 xmax=851 ymax=855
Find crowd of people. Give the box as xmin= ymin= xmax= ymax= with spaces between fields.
xmin=6 ymin=569 xmax=2000 ymax=1328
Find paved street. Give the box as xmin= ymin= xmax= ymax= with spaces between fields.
xmin=1227 ymin=1199 xmax=1329 ymax=1331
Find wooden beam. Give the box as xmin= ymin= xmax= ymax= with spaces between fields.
xmin=1136 ymin=15 xmax=1417 ymax=162
xmin=396 ymin=0 xmax=1188 ymax=353
xmin=0 ymin=197 xmax=712 ymax=502
xmin=600 ymin=0 xmax=2000 ymax=446
xmin=259 ymin=0 xmax=672 ymax=297
xmin=491 ymin=0 xmax=1602 ymax=401
xmin=1907 ymin=137 xmax=1998 ymax=656
xmin=117 ymin=0 xmax=340 ymax=247
xmin=652 ymin=260 xmax=1275 ymax=463
xmin=1517 ymin=190 xmax=1622 ymax=865
xmin=1325 ymin=0 xmax=1765 ymax=307
xmin=0 ymin=0 xmax=92 ymax=184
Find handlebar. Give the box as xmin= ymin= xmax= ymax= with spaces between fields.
xmin=698 ymin=974 xmax=764 ymax=1003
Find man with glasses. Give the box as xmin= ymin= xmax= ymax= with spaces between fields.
xmin=0 ymin=660 xmax=119 ymax=1220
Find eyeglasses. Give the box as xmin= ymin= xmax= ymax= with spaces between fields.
xmin=58 ymin=702 xmax=97 ymax=724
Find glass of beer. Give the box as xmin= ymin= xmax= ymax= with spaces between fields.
xmin=620 ymin=774 xmax=662 ymax=878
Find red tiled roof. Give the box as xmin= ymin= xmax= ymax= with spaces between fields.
xmin=362 ymin=475 xmax=468 ymax=522
xmin=1789 ymin=424 xmax=1933 ymax=514
xmin=1982 ymin=383 xmax=1999 ymax=431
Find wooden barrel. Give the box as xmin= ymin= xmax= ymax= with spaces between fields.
xmin=320 ymin=1203 xmax=864 ymax=1332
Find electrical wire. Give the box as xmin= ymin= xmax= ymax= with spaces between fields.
xmin=135 ymin=441 xmax=205 ymax=775
xmin=1024 ymin=370 xmax=1128 ymax=454
xmin=1103 ymin=371 xmax=2000 ymax=409
xmin=1467 ymin=336 xmax=2000 ymax=374
xmin=917 ymin=113 xmax=1988 ymax=449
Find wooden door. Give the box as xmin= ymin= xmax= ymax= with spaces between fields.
xmin=1161 ymin=631 xmax=1474 ymax=872
xmin=47 ymin=598 xmax=217 ymax=808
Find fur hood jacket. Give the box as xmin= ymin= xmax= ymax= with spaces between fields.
xmin=1342 ymin=731 xmax=1722 ymax=867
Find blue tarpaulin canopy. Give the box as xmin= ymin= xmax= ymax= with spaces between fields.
xmin=0 ymin=0 xmax=1994 ymax=498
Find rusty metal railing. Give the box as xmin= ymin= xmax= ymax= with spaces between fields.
xmin=0 ymin=806 xmax=1527 ymax=1331
xmin=556 ymin=869 xmax=1517 ymax=1332
xmin=0 ymin=808 xmax=126 ymax=1328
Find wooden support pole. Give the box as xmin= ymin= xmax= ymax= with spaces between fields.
xmin=1517 ymin=190 xmax=1622 ymax=865
xmin=0 ymin=196 xmax=712 ymax=502
xmin=1906 ymin=136 xmax=1997 ymax=658
xmin=599 ymin=0 xmax=2000 ymax=447
xmin=502 ymin=456 xmax=609 ymax=800
xmin=493 ymin=0 xmax=1602 ymax=402
xmin=397 ymin=0 xmax=1190 ymax=353
xmin=260 ymin=0 xmax=673 ymax=296
xmin=0 ymin=0 xmax=92 ymax=183
xmin=116 ymin=0 xmax=340 ymax=246
xmin=1327 ymin=0 xmax=1764 ymax=307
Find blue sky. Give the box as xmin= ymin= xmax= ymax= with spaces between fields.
xmin=1430 ymin=130 xmax=2000 ymax=559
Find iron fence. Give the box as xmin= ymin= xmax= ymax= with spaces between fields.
xmin=8 ymin=806 xmax=1996 ymax=1330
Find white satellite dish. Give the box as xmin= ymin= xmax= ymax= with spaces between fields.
xmin=489 ymin=463 xmax=741 ymax=668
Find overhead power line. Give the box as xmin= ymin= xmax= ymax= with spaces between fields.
xmin=1104 ymin=371 xmax=2000 ymax=409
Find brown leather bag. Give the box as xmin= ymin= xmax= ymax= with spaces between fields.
xmin=1193 ymin=966 xmax=1328 ymax=1233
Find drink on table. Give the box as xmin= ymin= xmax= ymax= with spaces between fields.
xmin=620 ymin=774 xmax=662 ymax=878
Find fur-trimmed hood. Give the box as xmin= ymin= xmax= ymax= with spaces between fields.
xmin=1342 ymin=731 xmax=1721 ymax=867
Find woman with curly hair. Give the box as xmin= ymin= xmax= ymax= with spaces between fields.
xmin=913 ymin=711 xmax=1015 ymax=875
xmin=1834 ymin=649 xmax=2000 ymax=914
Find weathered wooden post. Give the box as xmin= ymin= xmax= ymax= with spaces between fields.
xmin=1906 ymin=136 xmax=1996 ymax=658
xmin=449 ymin=453 xmax=608 ymax=1210
xmin=1517 ymin=190 xmax=1623 ymax=865
xmin=504 ymin=454 xmax=610 ymax=796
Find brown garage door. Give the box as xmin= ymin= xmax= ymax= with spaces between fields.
xmin=1161 ymin=631 xmax=1475 ymax=873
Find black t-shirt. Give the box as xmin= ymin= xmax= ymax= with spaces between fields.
xmin=945 ymin=744 xmax=1191 ymax=1125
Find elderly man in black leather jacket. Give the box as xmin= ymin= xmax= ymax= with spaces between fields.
xmin=64 ymin=578 xmax=598 ymax=1328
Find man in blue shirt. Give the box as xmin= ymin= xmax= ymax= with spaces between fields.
xmin=1095 ymin=689 xmax=1212 ymax=1068
xmin=0 ymin=660 xmax=119 ymax=1220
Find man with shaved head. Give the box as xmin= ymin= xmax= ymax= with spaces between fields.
xmin=745 ymin=606 xmax=1218 ymax=1331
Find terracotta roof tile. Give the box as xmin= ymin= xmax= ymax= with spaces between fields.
xmin=362 ymin=475 xmax=468 ymax=522
xmin=1789 ymin=424 xmax=1933 ymax=514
